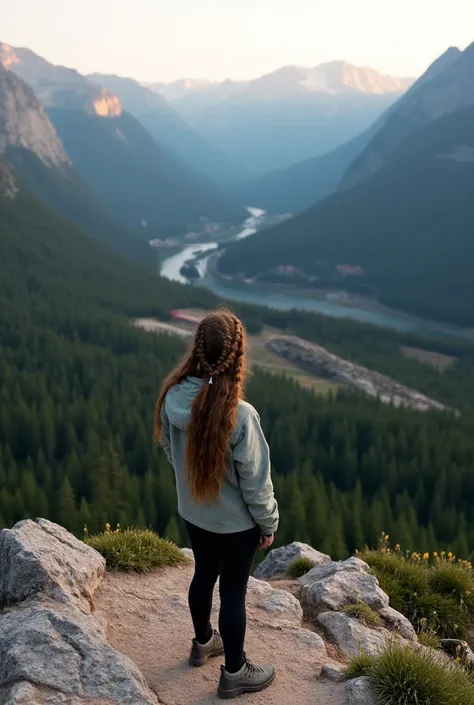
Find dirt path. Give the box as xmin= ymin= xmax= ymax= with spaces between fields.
xmin=94 ymin=564 xmax=347 ymax=705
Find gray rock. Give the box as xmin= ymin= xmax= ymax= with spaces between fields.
xmin=254 ymin=542 xmax=331 ymax=580
xmin=318 ymin=611 xmax=390 ymax=657
xmin=299 ymin=557 xmax=370 ymax=586
xmin=3 ymin=682 xmax=113 ymax=705
xmin=301 ymin=570 xmax=389 ymax=617
xmin=0 ymin=519 xmax=105 ymax=613
xmin=0 ymin=601 xmax=157 ymax=705
xmin=344 ymin=676 xmax=378 ymax=705
xmin=379 ymin=606 xmax=417 ymax=641
xmin=320 ymin=663 xmax=344 ymax=682
xmin=294 ymin=629 xmax=327 ymax=654
xmin=258 ymin=589 xmax=303 ymax=627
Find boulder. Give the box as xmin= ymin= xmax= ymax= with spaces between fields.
xmin=320 ymin=663 xmax=344 ymax=682
xmin=245 ymin=577 xmax=304 ymax=628
xmin=0 ymin=519 xmax=105 ymax=613
xmin=257 ymin=589 xmax=304 ymax=628
xmin=345 ymin=676 xmax=378 ymax=705
xmin=0 ymin=601 xmax=157 ymax=705
xmin=294 ymin=629 xmax=327 ymax=654
xmin=254 ymin=542 xmax=330 ymax=580
xmin=301 ymin=569 xmax=388 ymax=617
xmin=379 ymin=606 xmax=418 ymax=641
xmin=318 ymin=611 xmax=390 ymax=657
xmin=299 ymin=557 xmax=370 ymax=586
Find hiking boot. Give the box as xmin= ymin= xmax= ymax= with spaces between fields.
xmin=217 ymin=657 xmax=275 ymax=699
xmin=189 ymin=630 xmax=224 ymax=667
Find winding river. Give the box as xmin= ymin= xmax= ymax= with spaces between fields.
xmin=160 ymin=209 xmax=472 ymax=341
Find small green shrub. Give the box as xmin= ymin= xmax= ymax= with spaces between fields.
xmin=287 ymin=557 xmax=315 ymax=579
xmin=345 ymin=643 xmax=474 ymax=705
xmin=414 ymin=592 xmax=467 ymax=639
xmin=85 ymin=528 xmax=186 ymax=573
xmin=343 ymin=600 xmax=381 ymax=628
xmin=417 ymin=623 xmax=440 ymax=650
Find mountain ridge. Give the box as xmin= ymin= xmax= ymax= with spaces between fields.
xmin=150 ymin=61 xmax=412 ymax=174
xmin=1 ymin=42 xmax=244 ymax=233
xmin=341 ymin=44 xmax=473 ymax=189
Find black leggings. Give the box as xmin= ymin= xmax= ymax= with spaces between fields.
xmin=185 ymin=521 xmax=260 ymax=673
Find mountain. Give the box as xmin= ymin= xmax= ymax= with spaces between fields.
xmin=234 ymin=128 xmax=375 ymax=214
xmin=218 ymin=106 xmax=474 ymax=327
xmin=152 ymin=62 xmax=413 ymax=174
xmin=340 ymin=46 xmax=469 ymax=189
xmin=0 ymin=61 xmax=153 ymax=266
xmin=235 ymin=50 xmax=460 ymax=215
xmin=88 ymin=73 xmax=247 ymax=183
xmin=0 ymin=43 xmax=244 ymax=234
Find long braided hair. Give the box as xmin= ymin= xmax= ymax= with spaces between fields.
xmin=154 ymin=310 xmax=247 ymax=502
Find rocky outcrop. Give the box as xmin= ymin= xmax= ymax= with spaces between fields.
xmin=294 ymin=546 xmax=416 ymax=658
xmin=301 ymin=569 xmax=389 ymax=616
xmin=0 ymin=63 xmax=71 ymax=169
xmin=267 ymin=336 xmax=448 ymax=413
xmin=0 ymin=520 xmax=157 ymax=705
xmin=254 ymin=541 xmax=331 ymax=579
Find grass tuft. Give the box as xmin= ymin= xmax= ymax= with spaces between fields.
xmin=287 ymin=556 xmax=316 ymax=579
xmin=343 ymin=652 xmax=374 ymax=680
xmin=343 ymin=600 xmax=382 ymax=628
xmin=345 ymin=643 xmax=474 ymax=705
xmin=85 ymin=528 xmax=186 ymax=573
xmin=428 ymin=564 xmax=474 ymax=610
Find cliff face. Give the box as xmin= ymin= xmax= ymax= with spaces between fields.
xmin=0 ymin=43 xmax=122 ymax=117
xmin=0 ymin=62 xmax=71 ymax=169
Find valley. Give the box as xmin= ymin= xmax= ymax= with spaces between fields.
xmin=2 ymin=27 xmax=474 ymax=588
xmin=159 ymin=213 xmax=474 ymax=342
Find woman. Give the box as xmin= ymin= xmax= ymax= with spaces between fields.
xmin=155 ymin=310 xmax=279 ymax=699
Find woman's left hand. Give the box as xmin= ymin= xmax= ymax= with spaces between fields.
xmin=259 ymin=534 xmax=274 ymax=551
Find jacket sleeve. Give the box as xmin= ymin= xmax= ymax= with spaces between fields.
xmin=232 ymin=411 xmax=279 ymax=535
xmin=160 ymin=407 xmax=173 ymax=464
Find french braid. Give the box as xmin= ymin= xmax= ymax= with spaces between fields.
xmin=154 ymin=309 xmax=247 ymax=502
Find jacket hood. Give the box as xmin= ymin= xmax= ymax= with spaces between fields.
xmin=164 ymin=376 xmax=204 ymax=431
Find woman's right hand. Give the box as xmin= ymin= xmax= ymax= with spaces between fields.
xmin=259 ymin=534 xmax=274 ymax=551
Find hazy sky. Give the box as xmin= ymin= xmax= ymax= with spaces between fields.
xmin=3 ymin=0 xmax=474 ymax=82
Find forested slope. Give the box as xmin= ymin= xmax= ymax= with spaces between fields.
xmin=2 ymin=171 xmax=474 ymax=558
xmin=219 ymin=107 xmax=474 ymax=327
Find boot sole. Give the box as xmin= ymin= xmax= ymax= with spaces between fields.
xmin=217 ymin=672 xmax=275 ymax=699
xmin=189 ymin=647 xmax=225 ymax=667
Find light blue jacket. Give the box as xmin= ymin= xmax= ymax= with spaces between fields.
xmin=161 ymin=376 xmax=279 ymax=535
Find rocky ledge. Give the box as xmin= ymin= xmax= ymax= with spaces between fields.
xmin=0 ymin=524 xmax=415 ymax=704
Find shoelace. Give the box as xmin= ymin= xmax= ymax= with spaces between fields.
xmin=244 ymin=657 xmax=264 ymax=675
